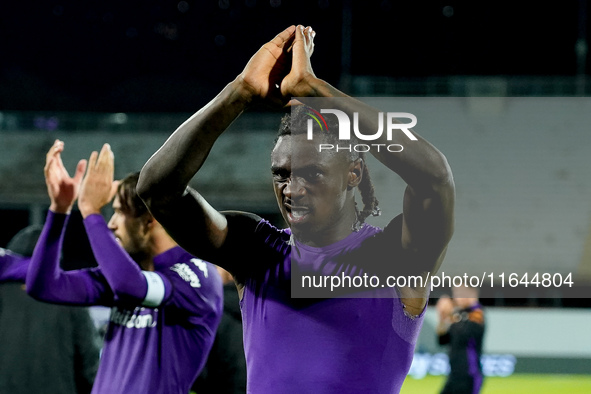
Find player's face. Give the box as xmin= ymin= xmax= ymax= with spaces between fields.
xmin=452 ymin=286 xmax=478 ymax=309
xmin=108 ymin=196 xmax=150 ymax=256
xmin=271 ymin=134 xmax=355 ymax=241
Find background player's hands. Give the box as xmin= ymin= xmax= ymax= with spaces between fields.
xmin=78 ymin=143 xmax=117 ymax=218
xmin=436 ymin=295 xmax=454 ymax=321
xmin=280 ymin=25 xmax=317 ymax=99
xmin=45 ymin=140 xmax=87 ymax=214
xmin=236 ymin=25 xmax=297 ymax=106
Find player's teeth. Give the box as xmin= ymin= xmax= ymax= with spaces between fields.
xmin=292 ymin=210 xmax=307 ymax=218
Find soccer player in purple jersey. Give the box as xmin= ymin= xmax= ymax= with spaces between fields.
xmin=26 ymin=140 xmax=223 ymax=394
xmin=138 ymin=25 xmax=455 ymax=393
xmin=437 ymin=287 xmax=485 ymax=394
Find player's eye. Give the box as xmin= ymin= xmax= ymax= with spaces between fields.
xmin=272 ymin=170 xmax=290 ymax=182
xmin=294 ymin=169 xmax=322 ymax=182
xmin=307 ymin=170 xmax=322 ymax=179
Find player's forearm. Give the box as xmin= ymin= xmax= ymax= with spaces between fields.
xmin=26 ymin=211 xmax=68 ymax=300
xmin=26 ymin=211 xmax=94 ymax=304
xmin=355 ymin=108 xmax=452 ymax=192
xmin=296 ymin=76 xmax=348 ymax=100
xmin=84 ymin=214 xmax=152 ymax=303
xmin=137 ymin=79 xmax=251 ymax=209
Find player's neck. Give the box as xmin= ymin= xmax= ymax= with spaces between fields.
xmin=135 ymin=230 xmax=178 ymax=271
xmin=294 ymin=210 xmax=359 ymax=247
xmin=139 ymin=259 xmax=155 ymax=272
xmin=150 ymin=226 xmax=179 ymax=256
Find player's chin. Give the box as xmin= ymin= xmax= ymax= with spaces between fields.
xmin=287 ymin=218 xmax=318 ymax=238
xmin=286 ymin=208 xmax=314 ymax=227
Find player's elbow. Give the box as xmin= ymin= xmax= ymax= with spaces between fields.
xmin=136 ymin=170 xmax=170 ymax=216
xmin=25 ymin=280 xmax=49 ymax=302
xmin=414 ymin=158 xmax=455 ymax=207
xmin=110 ymin=279 xmax=150 ymax=304
xmin=136 ymin=170 xmax=155 ymax=206
xmin=412 ymin=152 xmax=455 ymax=197
xmin=431 ymin=153 xmax=454 ymax=191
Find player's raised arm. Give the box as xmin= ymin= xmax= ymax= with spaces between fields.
xmin=287 ymin=27 xmax=455 ymax=268
xmin=279 ymin=26 xmax=454 ymax=312
xmin=27 ymin=140 xmax=111 ymax=305
xmin=77 ymin=143 xmax=159 ymax=304
xmin=137 ymin=26 xmax=299 ymax=261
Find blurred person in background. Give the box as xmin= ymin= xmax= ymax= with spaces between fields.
xmin=26 ymin=140 xmax=223 ymax=394
xmin=0 ymin=224 xmax=101 ymax=394
xmin=436 ymin=285 xmax=485 ymax=394
xmin=192 ymin=266 xmax=247 ymax=394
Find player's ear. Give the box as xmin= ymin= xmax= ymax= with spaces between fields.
xmin=348 ymin=158 xmax=363 ymax=189
xmin=143 ymin=215 xmax=155 ymax=233
xmin=146 ymin=216 xmax=154 ymax=227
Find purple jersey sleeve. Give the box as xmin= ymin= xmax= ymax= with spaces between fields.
xmin=0 ymin=248 xmax=30 ymax=282
xmin=26 ymin=211 xmax=113 ymax=306
xmin=83 ymin=214 xmax=171 ymax=305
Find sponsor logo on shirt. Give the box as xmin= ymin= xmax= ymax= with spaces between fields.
xmin=190 ymin=258 xmax=208 ymax=278
xmin=110 ymin=306 xmax=158 ymax=329
xmin=170 ymin=263 xmax=201 ymax=288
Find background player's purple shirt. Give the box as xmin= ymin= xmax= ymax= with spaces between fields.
xmin=27 ymin=212 xmax=223 ymax=394
xmin=92 ymin=246 xmax=223 ymax=394
xmin=241 ymin=220 xmax=426 ymax=394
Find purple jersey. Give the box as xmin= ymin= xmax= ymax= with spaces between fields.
xmin=27 ymin=212 xmax=223 ymax=394
xmin=241 ymin=219 xmax=425 ymax=394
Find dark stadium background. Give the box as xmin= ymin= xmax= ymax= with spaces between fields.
xmin=0 ymin=1 xmax=583 ymax=113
